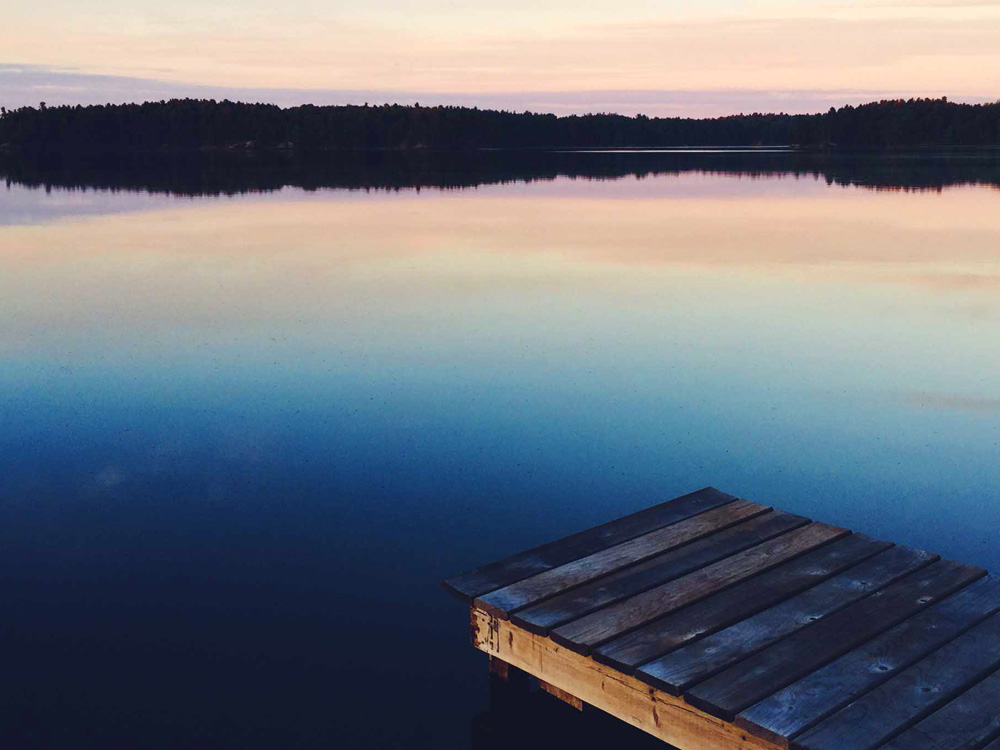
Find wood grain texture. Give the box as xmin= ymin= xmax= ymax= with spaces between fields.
xmin=593 ymin=534 xmax=892 ymax=673
xmin=737 ymin=576 xmax=1000 ymax=745
xmin=683 ymin=560 xmax=986 ymax=722
xmin=791 ymin=613 xmax=1000 ymax=750
xmin=550 ymin=522 xmax=850 ymax=655
xmin=875 ymin=669 xmax=1000 ymax=750
xmin=470 ymin=605 xmax=785 ymax=750
xmin=442 ymin=487 xmax=737 ymax=600
xmin=511 ymin=510 xmax=808 ymax=633
xmin=636 ymin=544 xmax=937 ymax=697
xmin=475 ymin=500 xmax=770 ymax=618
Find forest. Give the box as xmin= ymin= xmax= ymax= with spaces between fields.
xmin=1 ymin=97 xmax=998 ymax=151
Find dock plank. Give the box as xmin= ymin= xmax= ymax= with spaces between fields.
xmin=875 ymin=669 xmax=1000 ymax=750
xmin=510 ymin=510 xmax=808 ymax=632
xmin=475 ymin=500 xmax=770 ymax=618
xmin=736 ymin=576 xmax=1000 ymax=744
xmin=442 ymin=487 xmax=737 ymax=600
xmin=791 ymin=613 xmax=1000 ymax=750
xmin=593 ymin=534 xmax=892 ymax=673
xmin=635 ymin=544 xmax=936 ymax=696
xmin=549 ymin=522 xmax=849 ymax=654
xmin=683 ymin=560 xmax=986 ymax=721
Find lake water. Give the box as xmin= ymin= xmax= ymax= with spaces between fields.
xmin=1 ymin=151 xmax=999 ymax=748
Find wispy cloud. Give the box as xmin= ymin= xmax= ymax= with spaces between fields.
xmin=3 ymin=11 xmax=1000 ymax=96
xmin=866 ymin=0 xmax=1000 ymax=7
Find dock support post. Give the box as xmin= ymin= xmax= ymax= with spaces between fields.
xmin=488 ymin=656 xmax=530 ymax=712
xmin=538 ymin=678 xmax=584 ymax=711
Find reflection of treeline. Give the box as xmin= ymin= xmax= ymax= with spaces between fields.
xmin=2 ymin=149 xmax=999 ymax=196
xmin=1 ymin=98 xmax=999 ymax=150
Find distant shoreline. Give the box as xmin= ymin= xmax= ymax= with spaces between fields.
xmin=5 ymin=143 xmax=1000 ymax=156
xmin=2 ymin=97 xmax=999 ymax=152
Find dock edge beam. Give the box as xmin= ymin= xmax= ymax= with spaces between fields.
xmin=470 ymin=606 xmax=786 ymax=750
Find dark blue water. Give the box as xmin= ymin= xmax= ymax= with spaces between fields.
xmin=1 ymin=153 xmax=998 ymax=748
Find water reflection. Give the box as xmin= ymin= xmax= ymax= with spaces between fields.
xmin=3 ymin=148 xmax=1000 ymax=202
xmin=0 ymin=153 xmax=998 ymax=748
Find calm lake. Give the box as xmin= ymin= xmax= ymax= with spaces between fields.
xmin=1 ymin=150 xmax=998 ymax=748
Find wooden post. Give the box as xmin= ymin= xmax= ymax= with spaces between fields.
xmin=488 ymin=655 xmax=530 ymax=712
xmin=539 ymin=678 xmax=584 ymax=710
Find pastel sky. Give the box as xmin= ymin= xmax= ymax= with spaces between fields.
xmin=2 ymin=0 xmax=999 ymax=115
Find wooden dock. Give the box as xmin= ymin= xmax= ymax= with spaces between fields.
xmin=443 ymin=488 xmax=1000 ymax=750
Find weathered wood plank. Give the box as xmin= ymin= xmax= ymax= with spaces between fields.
xmin=635 ymin=544 xmax=936 ymax=697
xmin=875 ymin=669 xmax=1000 ymax=750
xmin=737 ymin=576 xmax=1000 ymax=745
xmin=550 ymin=522 xmax=850 ymax=655
xmin=594 ymin=534 xmax=892 ymax=673
xmin=511 ymin=510 xmax=808 ymax=633
xmin=476 ymin=500 xmax=771 ymax=618
xmin=442 ymin=487 xmax=737 ymax=600
xmin=791 ymin=613 xmax=1000 ymax=750
xmin=683 ymin=560 xmax=986 ymax=721
xmin=469 ymin=606 xmax=785 ymax=750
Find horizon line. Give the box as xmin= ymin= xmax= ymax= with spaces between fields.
xmin=3 ymin=93 xmax=993 ymax=123
xmin=2 ymin=63 xmax=996 ymax=119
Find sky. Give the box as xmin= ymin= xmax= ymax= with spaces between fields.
xmin=1 ymin=0 xmax=999 ymax=116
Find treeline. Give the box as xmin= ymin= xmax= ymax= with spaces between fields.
xmin=0 ymin=97 xmax=998 ymax=151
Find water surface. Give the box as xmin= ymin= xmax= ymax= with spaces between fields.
xmin=1 ymin=152 xmax=998 ymax=748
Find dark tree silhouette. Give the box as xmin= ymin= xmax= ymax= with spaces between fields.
xmin=0 ymin=97 xmax=998 ymax=151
